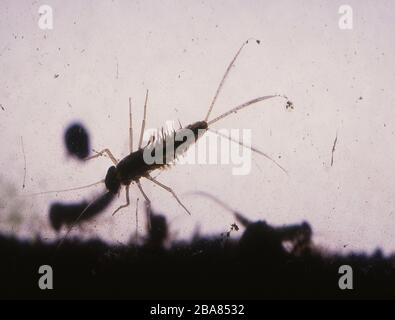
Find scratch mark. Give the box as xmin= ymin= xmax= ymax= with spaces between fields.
xmin=331 ymin=131 xmax=338 ymax=167
xmin=21 ymin=136 xmax=27 ymax=188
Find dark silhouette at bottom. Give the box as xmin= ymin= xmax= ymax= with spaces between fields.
xmin=1 ymin=203 xmax=394 ymax=299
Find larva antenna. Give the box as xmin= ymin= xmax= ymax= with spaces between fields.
xmin=24 ymin=179 xmax=105 ymax=197
xmin=55 ymin=196 xmax=99 ymax=251
xmin=208 ymin=127 xmax=288 ymax=175
xmin=187 ymin=191 xmax=252 ymax=227
xmin=189 ymin=190 xmax=238 ymax=214
xmin=207 ymin=94 xmax=289 ymax=126
xmin=138 ymin=89 xmax=149 ymax=149
xmin=205 ymin=38 xmax=261 ymax=122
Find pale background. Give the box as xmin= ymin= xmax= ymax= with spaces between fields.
xmin=0 ymin=0 xmax=394 ymax=254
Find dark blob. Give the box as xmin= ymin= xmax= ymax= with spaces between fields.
xmin=64 ymin=123 xmax=90 ymax=160
xmin=49 ymin=192 xmax=115 ymax=231
xmin=143 ymin=202 xmax=168 ymax=250
xmin=239 ymin=221 xmax=286 ymax=262
xmin=148 ymin=215 xmax=168 ymax=246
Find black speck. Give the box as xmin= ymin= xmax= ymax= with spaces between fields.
xmin=64 ymin=123 xmax=90 ymax=160
xmin=286 ymin=100 xmax=294 ymax=110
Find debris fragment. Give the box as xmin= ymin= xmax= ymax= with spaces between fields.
xmin=231 ymin=223 xmax=239 ymax=231
xmin=331 ymin=132 xmax=338 ymax=167
xmin=221 ymin=223 xmax=240 ymax=240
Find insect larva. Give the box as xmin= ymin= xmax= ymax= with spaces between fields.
xmin=32 ymin=39 xmax=292 ymax=248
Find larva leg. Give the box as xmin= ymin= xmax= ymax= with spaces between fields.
xmin=129 ymin=97 xmax=133 ymax=153
xmin=135 ymin=197 xmax=139 ymax=242
xmin=138 ymin=90 xmax=149 ymax=149
xmin=144 ymin=175 xmax=191 ymax=215
xmin=112 ymin=185 xmax=130 ymax=216
xmin=137 ymin=180 xmax=150 ymax=204
xmin=137 ymin=180 xmax=152 ymax=229
xmin=85 ymin=148 xmax=119 ymax=165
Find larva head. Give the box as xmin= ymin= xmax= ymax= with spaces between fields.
xmin=105 ymin=166 xmax=121 ymax=194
